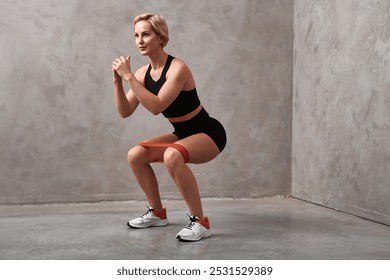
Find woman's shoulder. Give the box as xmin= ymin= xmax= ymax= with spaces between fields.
xmin=136 ymin=64 xmax=150 ymax=76
xmin=136 ymin=64 xmax=149 ymax=75
xmin=169 ymin=56 xmax=191 ymax=76
xmin=171 ymin=56 xmax=187 ymax=68
xmin=167 ymin=56 xmax=194 ymax=86
xmin=134 ymin=64 xmax=149 ymax=84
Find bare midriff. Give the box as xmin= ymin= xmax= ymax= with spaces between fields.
xmin=167 ymin=104 xmax=203 ymax=123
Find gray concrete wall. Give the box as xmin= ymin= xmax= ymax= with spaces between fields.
xmin=0 ymin=0 xmax=293 ymax=204
xmin=293 ymin=0 xmax=390 ymax=225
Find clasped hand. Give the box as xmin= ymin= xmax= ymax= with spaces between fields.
xmin=112 ymin=55 xmax=132 ymax=81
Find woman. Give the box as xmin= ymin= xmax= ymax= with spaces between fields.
xmin=111 ymin=13 xmax=226 ymax=242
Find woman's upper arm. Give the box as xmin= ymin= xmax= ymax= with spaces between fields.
xmin=156 ymin=60 xmax=193 ymax=112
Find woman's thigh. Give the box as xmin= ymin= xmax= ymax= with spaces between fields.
xmin=135 ymin=133 xmax=180 ymax=163
xmin=175 ymin=133 xmax=221 ymax=164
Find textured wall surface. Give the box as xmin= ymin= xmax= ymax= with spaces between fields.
xmin=0 ymin=0 xmax=293 ymax=204
xmin=293 ymin=0 xmax=390 ymax=225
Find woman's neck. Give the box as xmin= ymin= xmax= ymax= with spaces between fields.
xmin=148 ymin=50 xmax=168 ymax=70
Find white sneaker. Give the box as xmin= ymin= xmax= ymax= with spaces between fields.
xmin=176 ymin=215 xmax=212 ymax=241
xmin=127 ymin=207 xmax=168 ymax=229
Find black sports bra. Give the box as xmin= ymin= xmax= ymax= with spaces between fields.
xmin=144 ymin=55 xmax=201 ymax=118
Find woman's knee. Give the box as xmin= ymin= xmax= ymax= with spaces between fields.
xmin=127 ymin=145 xmax=147 ymax=166
xmin=163 ymin=147 xmax=185 ymax=169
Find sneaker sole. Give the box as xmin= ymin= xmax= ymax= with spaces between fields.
xmin=127 ymin=220 xmax=169 ymax=229
xmin=176 ymin=230 xmax=212 ymax=242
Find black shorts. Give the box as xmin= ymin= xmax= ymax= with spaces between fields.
xmin=171 ymin=108 xmax=227 ymax=152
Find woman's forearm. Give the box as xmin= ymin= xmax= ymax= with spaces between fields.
xmin=124 ymin=74 xmax=162 ymax=115
xmin=113 ymin=80 xmax=134 ymax=118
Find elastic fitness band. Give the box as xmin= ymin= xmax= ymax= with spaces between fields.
xmin=139 ymin=142 xmax=190 ymax=163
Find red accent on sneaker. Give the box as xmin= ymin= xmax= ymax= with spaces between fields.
xmin=198 ymin=216 xmax=210 ymax=230
xmin=152 ymin=208 xmax=167 ymax=220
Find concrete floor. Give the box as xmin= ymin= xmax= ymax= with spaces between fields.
xmin=0 ymin=198 xmax=389 ymax=260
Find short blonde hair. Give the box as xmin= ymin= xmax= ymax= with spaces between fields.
xmin=134 ymin=13 xmax=169 ymax=47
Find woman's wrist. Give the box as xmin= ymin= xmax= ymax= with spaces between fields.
xmin=123 ymin=73 xmax=135 ymax=82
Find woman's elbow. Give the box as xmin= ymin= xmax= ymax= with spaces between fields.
xmin=149 ymin=105 xmax=162 ymax=116
xmin=150 ymin=109 xmax=160 ymax=116
xmin=119 ymin=110 xmax=132 ymax=118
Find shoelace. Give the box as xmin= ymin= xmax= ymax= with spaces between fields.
xmin=185 ymin=214 xmax=199 ymax=230
xmin=140 ymin=207 xmax=154 ymax=218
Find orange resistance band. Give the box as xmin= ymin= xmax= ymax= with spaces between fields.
xmin=139 ymin=142 xmax=190 ymax=163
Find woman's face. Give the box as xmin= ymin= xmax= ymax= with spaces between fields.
xmin=134 ymin=20 xmax=161 ymax=56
